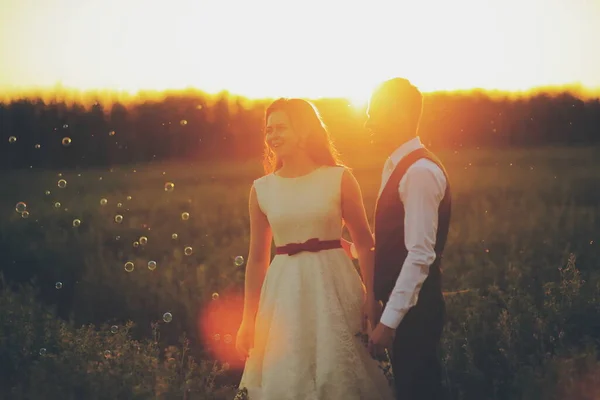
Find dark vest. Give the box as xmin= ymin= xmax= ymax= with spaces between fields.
xmin=373 ymin=147 xmax=452 ymax=303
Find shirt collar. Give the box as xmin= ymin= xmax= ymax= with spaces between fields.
xmin=387 ymin=136 xmax=424 ymax=168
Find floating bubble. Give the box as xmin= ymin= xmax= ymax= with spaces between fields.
xmin=21 ymin=211 xmax=30 ymax=219
xmin=15 ymin=202 xmax=27 ymax=214
xmin=100 ymin=198 xmax=108 ymax=206
xmin=39 ymin=348 xmax=47 ymax=356
xmin=109 ymin=130 xmax=115 ymax=136
xmin=110 ymin=325 xmax=118 ymax=334
xmin=8 ymin=136 xmax=17 ymax=143
xmin=54 ymin=202 xmax=61 ymax=208
xmin=124 ymin=261 xmax=134 ymax=272
xmin=234 ymin=256 xmax=245 ymax=267
xmin=163 ymin=312 xmax=173 ymax=323
xmin=72 ymin=219 xmax=81 ymax=227
xmin=114 ymin=215 xmax=123 ymax=223
xmin=164 ymin=182 xmax=175 ymax=192
xmin=180 ymin=119 xmax=188 ymax=126
xmin=61 ymin=137 xmax=72 ymax=146
xmin=184 ymin=246 xmax=193 ymax=256
xmin=45 ymin=190 xmax=51 ymax=196
xmin=139 ymin=236 xmax=148 ymax=245
xmin=133 ymin=241 xmax=139 ymax=248
xmin=214 ymin=334 xmax=221 ymax=341
xmin=224 ymin=334 xmax=233 ymax=344
xmin=55 ymin=282 xmax=63 ymax=289
xmin=126 ymin=196 xmax=132 ymax=201
xmin=171 ymin=233 xmax=178 ymax=240
xmin=62 ymin=124 xmax=69 ymax=129
xmin=117 ymin=202 xmax=122 ymax=208
xmin=212 ymin=292 xmax=219 ymax=300
xmin=57 ymin=179 xmax=67 ymax=189
xmin=181 ymin=212 xmax=190 ymax=220
xmin=148 ymin=260 xmax=157 ymax=271
xmin=35 ymin=144 xmax=41 ymax=149
xmin=104 ymin=350 xmax=111 ymax=358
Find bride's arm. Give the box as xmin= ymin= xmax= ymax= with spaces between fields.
xmin=340 ymin=169 xmax=375 ymax=295
xmin=241 ymin=184 xmax=272 ymax=323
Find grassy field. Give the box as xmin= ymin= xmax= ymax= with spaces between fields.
xmin=1 ymin=146 xmax=600 ymax=399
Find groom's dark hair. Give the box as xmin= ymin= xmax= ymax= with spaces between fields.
xmin=373 ymin=78 xmax=424 ymax=134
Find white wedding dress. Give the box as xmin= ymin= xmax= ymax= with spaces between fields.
xmin=237 ymin=165 xmax=395 ymax=400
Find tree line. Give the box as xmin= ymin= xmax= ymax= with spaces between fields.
xmin=1 ymin=88 xmax=599 ymax=169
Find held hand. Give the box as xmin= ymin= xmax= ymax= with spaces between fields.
xmin=368 ymin=322 xmax=395 ymax=360
xmin=235 ymin=320 xmax=255 ymax=360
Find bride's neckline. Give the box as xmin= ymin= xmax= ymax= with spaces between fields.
xmin=273 ymin=165 xmax=325 ymax=179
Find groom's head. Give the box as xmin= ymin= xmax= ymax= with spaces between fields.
xmin=365 ymin=78 xmax=423 ymax=147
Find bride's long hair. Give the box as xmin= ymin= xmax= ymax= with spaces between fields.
xmin=262 ymin=98 xmax=345 ymax=174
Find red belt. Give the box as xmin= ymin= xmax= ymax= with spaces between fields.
xmin=276 ymin=238 xmax=342 ymax=256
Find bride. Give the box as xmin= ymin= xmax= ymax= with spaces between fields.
xmin=234 ymin=98 xmax=394 ymax=400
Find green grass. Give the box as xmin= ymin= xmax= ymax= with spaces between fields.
xmin=1 ymin=146 xmax=600 ymax=399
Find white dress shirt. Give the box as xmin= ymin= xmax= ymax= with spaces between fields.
xmin=375 ymin=137 xmax=448 ymax=329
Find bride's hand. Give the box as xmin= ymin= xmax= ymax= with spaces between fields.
xmin=235 ymin=320 xmax=255 ymax=359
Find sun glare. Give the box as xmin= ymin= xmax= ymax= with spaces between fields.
xmin=0 ymin=0 xmax=599 ymax=100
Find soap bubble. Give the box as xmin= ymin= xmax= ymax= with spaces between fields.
xmin=163 ymin=312 xmax=173 ymax=323
xmin=15 ymin=202 xmax=27 ymax=214
xmin=124 ymin=261 xmax=134 ymax=272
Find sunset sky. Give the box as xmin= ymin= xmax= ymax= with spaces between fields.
xmin=0 ymin=0 xmax=599 ymax=101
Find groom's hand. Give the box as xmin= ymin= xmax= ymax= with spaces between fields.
xmin=368 ymin=322 xmax=395 ymax=359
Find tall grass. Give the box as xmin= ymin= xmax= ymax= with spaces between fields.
xmin=1 ymin=146 xmax=599 ymax=399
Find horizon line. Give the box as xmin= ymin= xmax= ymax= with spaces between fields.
xmin=1 ymin=81 xmax=599 ymax=106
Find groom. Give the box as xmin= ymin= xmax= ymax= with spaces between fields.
xmin=366 ymin=78 xmax=451 ymax=400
